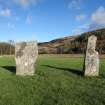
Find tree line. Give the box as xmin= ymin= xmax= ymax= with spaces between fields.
xmin=55 ymin=28 xmax=105 ymax=54
xmin=0 ymin=40 xmax=15 ymax=55
xmin=1 ymin=28 xmax=105 ymax=55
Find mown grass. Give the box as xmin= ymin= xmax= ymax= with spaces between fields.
xmin=0 ymin=55 xmax=105 ymax=105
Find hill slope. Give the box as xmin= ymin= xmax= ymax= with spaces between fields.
xmin=38 ymin=28 xmax=105 ymax=54
xmin=0 ymin=28 xmax=105 ymax=55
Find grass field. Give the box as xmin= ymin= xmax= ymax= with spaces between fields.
xmin=0 ymin=54 xmax=105 ymax=105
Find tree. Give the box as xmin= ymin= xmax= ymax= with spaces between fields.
xmin=8 ymin=40 xmax=15 ymax=55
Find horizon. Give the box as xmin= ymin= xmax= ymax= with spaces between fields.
xmin=0 ymin=27 xmax=104 ymax=43
xmin=0 ymin=0 xmax=105 ymax=42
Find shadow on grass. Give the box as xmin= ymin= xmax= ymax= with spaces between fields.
xmin=1 ymin=66 xmax=16 ymax=74
xmin=43 ymin=65 xmax=83 ymax=76
xmin=98 ymin=74 xmax=105 ymax=79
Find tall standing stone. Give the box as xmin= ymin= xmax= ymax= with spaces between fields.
xmin=84 ymin=35 xmax=99 ymax=76
xmin=15 ymin=41 xmax=38 ymax=76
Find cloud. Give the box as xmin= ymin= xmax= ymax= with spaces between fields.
xmin=12 ymin=0 xmax=41 ymax=8
xmin=0 ymin=0 xmax=43 ymax=9
xmin=68 ymin=0 xmax=82 ymax=10
xmin=72 ymin=28 xmax=83 ymax=35
xmin=89 ymin=6 xmax=105 ymax=30
xmin=8 ymin=22 xmax=15 ymax=29
xmin=26 ymin=15 xmax=32 ymax=24
xmin=0 ymin=8 xmax=11 ymax=17
xmin=72 ymin=23 xmax=89 ymax=35
xmin=76 ymin=14 xmax=86 ymax=21
xmin=91 ymin=6 xmax=105 ymax=25
xmin=77 ymin=6 xmax=105 ymax=33
xmin=71 ymin=6 xmax=105 ymax=35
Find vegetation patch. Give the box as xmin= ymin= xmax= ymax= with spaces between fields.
xmin=0 ymin=55 xmax=105 ymax=105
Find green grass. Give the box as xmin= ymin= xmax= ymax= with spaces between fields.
xmin=0 ymin=55 xmax=105 ymax=105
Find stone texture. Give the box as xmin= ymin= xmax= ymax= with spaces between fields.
xmin=84 ymin=35 xmax=99 ymax=76
xmin=15 ymin=41 xmax=38 ymax=76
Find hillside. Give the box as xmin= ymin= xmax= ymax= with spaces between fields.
xmin=38 ymin=28 xmax=105 ymax=54
xmin=0 ymin=28 xmax=105 ymax=55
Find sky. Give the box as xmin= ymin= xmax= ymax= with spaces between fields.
xmin=0 ymin=0 xmax=105 ymax=42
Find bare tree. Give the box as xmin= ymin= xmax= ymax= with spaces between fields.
xmin=8 ymin=40 xmax=15 ymax=55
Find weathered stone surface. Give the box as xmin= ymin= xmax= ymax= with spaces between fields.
xmin=15 ymin=41 xmax=38 ymax=76
xmin=84 ymin=35 xmax=99 ymax=76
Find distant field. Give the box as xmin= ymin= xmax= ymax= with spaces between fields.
xmin=0 ymin=54 xmax=105 ymax=105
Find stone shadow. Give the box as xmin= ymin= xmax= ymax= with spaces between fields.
xmin=43 ymin=65 xmax=83 ymax=76
xmin=1 ymin=66 xmax=16 ymax=74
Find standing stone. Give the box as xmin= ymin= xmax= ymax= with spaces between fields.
xmin=15 ymin=41 xmax=38 ymax=76
xmin=84 ymin=35 xmax=99 ymax=76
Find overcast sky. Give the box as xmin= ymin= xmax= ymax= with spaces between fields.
xmin=0 ymin=0 xmax=105 ymax=42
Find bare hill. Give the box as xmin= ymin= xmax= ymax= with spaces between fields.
xmin=38 ymin=28 xmax=105 ymax=54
